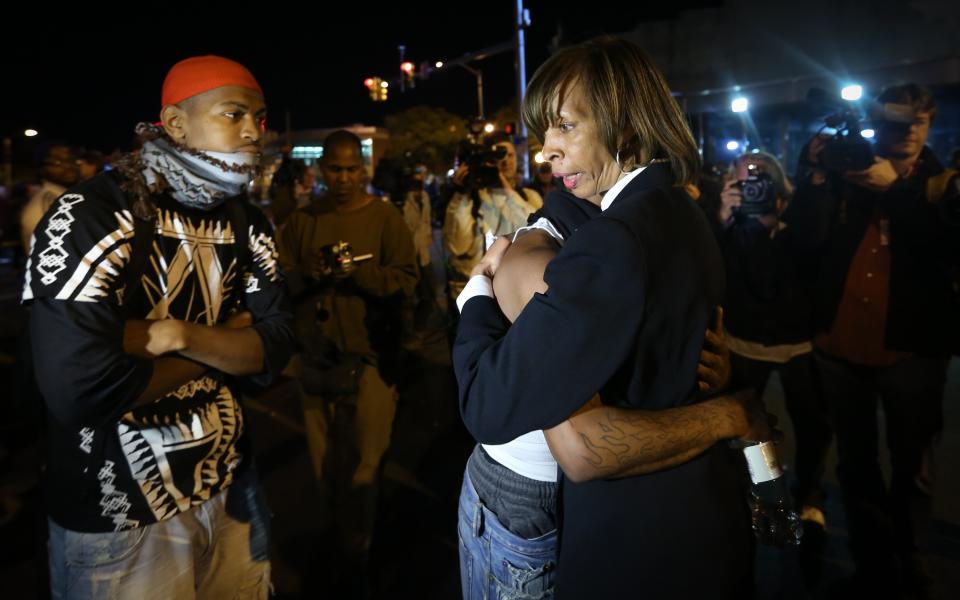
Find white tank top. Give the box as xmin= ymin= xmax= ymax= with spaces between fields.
xmin=483 ymin=432 xmax=557 ymax=482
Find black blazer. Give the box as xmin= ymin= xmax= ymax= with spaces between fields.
xmin=453 ymin=163 xmax=752 ymax=598
xmin=455 ymin=163 xmax=725 ymax=439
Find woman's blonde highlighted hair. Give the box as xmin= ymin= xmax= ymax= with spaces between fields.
xmin=523 ymin=36 xmax=700 ymax=186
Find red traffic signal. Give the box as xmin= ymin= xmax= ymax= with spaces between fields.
xmin=364 ymin=77 xmax=387 ymax=101
xmin=400 ymin=61 xmax=415 ymax=74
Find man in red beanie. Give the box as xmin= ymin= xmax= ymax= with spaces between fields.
xmin=24 ymin=55 xmax=294 ymax=598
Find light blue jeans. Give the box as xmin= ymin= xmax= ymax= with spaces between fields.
xmin=48 ymin=468 xmax=271 ymax=599
xmin=457 ymin=447 xmax=558 ymax=600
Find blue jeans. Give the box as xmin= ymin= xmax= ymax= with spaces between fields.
xmin=457 ymin=450 xmax=558 ymax=600
xmin=48 ymin=467 xmax=271 ymax=599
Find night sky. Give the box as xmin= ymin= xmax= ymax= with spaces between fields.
xmin=1 ymin=2 xmax=717 ymax=155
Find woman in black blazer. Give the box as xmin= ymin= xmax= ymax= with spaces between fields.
xmin=454 ymin=36 xmax=773 ymax=598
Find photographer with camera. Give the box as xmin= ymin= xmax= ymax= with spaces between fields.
xmin=530 ymin=161 xmax=559 ymax=198
xmin=443 ymin=135 xmax=543 ymax=299
xmin=712 ymin=151 xmax=833 ymax=581
xmin=372 ymin=158 xmax=440 ymax=345
xmin=276 ymin=130 xmax=418 ymax=591
xmin=372 ymin=159 xmax=434 ymax=282
xmin=785 ymin=83 xmax=960 ymax=598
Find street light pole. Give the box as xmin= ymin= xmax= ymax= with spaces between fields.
xmin=457 ymin=63 xmax=484 ymax=118
xmin=475 ymin=70 xmax=484 ymax=119
xmin=427 ymin=41 xmax=518 ymax=120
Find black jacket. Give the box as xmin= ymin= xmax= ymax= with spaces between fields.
xmin=531 ymin=187 xmax=600 ymax=238
xmin=710 ymin=210 xmax=818 ymax=346
xmin=783 ymin=147 xmax=960 ymax=357
xmin=453 ymin=164 xmax=751 ymax=598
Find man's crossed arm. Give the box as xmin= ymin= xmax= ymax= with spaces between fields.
xmin=123 ymin=310 xmax=264 ymax=407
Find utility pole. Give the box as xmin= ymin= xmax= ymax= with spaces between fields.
xmin=399 ymin=45 xmax=407 ymax=93
xmin=514 ymin=0 xmax=531 ymax=181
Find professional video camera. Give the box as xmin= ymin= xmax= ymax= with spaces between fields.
xmin=818 ymin=110 xmax=875 ymax=172
xmin=456 ymin=140 xmax=507 ymax=190
xmin=806 ymin=87 xmax=874 ymax=172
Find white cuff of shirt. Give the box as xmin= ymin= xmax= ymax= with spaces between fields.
xmin=456 ymin=275 xmax=494 ymax=313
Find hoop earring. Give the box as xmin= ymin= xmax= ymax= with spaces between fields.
xmin=615 ymin=149 xmax=631 ymax=173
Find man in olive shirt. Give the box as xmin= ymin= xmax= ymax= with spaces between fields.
xmin=277 ymin=130 xmax=417 ymax=581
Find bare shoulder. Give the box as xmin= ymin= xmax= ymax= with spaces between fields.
xmin=511 ymin=228 xmax=558 ymax=251
xmin=493 ymin=230 xmax=561 ymax=322
xmin=502 ymin=229 xmax=561 ymax=274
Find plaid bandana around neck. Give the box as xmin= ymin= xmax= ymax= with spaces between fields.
xmin=137 ymin=123 xmax=259 ymax=211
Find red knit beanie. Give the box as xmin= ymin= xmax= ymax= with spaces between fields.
xmin=161 ymin=55 xmax=263 ymax=108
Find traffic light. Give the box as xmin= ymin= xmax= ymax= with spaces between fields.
xmin=504 ymin=122 xmax=516 ymax=136
xmin=400 ymin=61 xmax=415 ymax=89
xmin=364 ymin=77 xmax=389 ymax=102
xmin=364 ymin=77 xmax=379 ymax=101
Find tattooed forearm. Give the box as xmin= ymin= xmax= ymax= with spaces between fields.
xmin=544 ymin=396 xmax=746 ymax=483
xmin=574 ymin=407 xmax=713 ymax=471
xmin=576 ymin=419 xmax=632 ymax=467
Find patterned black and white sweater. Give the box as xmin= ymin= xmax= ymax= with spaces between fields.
xmin=22 ymin=171 xmax=294 ymax=533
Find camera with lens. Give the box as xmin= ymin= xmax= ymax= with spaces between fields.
xmin=319 ymin=241 xmax=372 ymax=275
xmin=457 ymin=141 xmax=507 ymax=190
xmin=734 ymin=164 xmax=777 ymax=217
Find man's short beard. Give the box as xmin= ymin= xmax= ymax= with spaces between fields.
xmin=160 ymin=133 xmax=259 ymax=176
